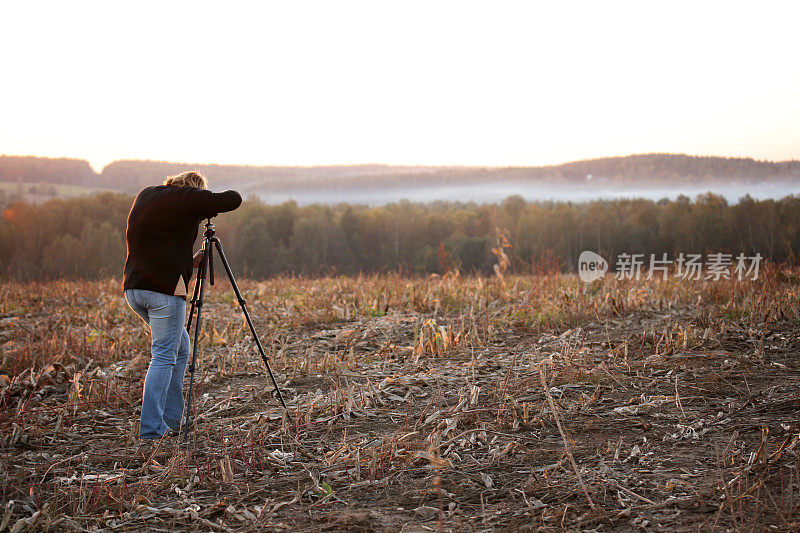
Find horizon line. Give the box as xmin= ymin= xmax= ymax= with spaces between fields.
xmin=2 ymin=151 xmax=799 ymax=174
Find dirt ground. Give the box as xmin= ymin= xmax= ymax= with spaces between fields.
xmin=1 ymin=273 xmax=799 ymax=531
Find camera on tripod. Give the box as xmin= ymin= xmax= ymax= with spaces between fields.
xmin=183 ymin=218 xmax=287 ymax=439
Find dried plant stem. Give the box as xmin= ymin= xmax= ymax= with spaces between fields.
xmin=605 ymin=479 xmax=656 ymax=505
xmin=724 ymin=435 xmax=799 ymax=490
xmin=675 ymin=374 xmax=687 ymax=420
xmin=539 ymin=361 xmax=597 ymax=511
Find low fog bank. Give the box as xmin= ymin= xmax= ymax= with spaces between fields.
xmin=255 ymin=181 xmax=800 ymax=206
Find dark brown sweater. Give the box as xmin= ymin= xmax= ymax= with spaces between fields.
xmin=123 ymin=185 xmax=242 ymax=296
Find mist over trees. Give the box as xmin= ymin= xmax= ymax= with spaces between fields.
xmin=1 ymin=192 xmax=797 ymax=280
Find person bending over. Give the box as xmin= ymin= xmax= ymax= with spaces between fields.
xmin=123 ymin=171 xmax=242 ymax=439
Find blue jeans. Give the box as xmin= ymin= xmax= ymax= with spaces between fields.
xmin=124 ymin=289 xmax=190 ymax=439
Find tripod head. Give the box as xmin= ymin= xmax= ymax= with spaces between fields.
xmin=203 ymin=218 xmax=216 ymax=237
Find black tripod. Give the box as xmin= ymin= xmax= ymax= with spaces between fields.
xmin=183 ymin=218 xmax=287 ymax=439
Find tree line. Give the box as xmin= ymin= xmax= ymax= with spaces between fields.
xmin=0 ymin=191 xmax=797 ymax=280
xmin=3 ymin=154 xmax=798 ymax=195
xmin=0 ymin=156 xmax=96 ymax=186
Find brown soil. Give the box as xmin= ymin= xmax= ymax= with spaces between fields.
xmin=1 ymin=275 xmax=798 ymax=531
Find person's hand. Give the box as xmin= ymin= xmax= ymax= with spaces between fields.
xmin=193 ymin=249 xmax=204 ymax=268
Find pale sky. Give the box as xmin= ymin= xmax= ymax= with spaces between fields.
xmin=1 ymin=1 xmax=798 ymax=172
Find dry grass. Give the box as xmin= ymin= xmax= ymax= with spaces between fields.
xmin=1 ymin=268 xmax=799 ymax=531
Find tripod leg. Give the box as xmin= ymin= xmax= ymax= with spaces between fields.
xmin=212 ymin=237 xmax=288 ymax=410
xmin=183 ymin=239 xmax=211 ymax=439
xmin=187 ymin=251 xmax=205 ymax=333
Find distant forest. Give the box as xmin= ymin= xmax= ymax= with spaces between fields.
xmin=1 ymin=192 xmax=797 ymax=280
xmin=1 ymin=154 xmax=799 ymax=198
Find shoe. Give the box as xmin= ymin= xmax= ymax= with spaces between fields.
xmin=139 ymin=426 xmax=181 ymax=441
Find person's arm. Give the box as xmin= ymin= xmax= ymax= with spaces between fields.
xmin=186 ymin=189 xmax=243 ymax=218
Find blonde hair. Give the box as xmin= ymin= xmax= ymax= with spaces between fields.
xmin=163 ymin=171 xmax=208 ymax=190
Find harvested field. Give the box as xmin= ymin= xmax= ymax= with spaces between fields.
xmin=1 ymin=269 xmax=799 ymax=531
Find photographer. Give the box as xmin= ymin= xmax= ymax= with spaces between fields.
xmin=123 ymin=171 xmax=242 ymax=440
